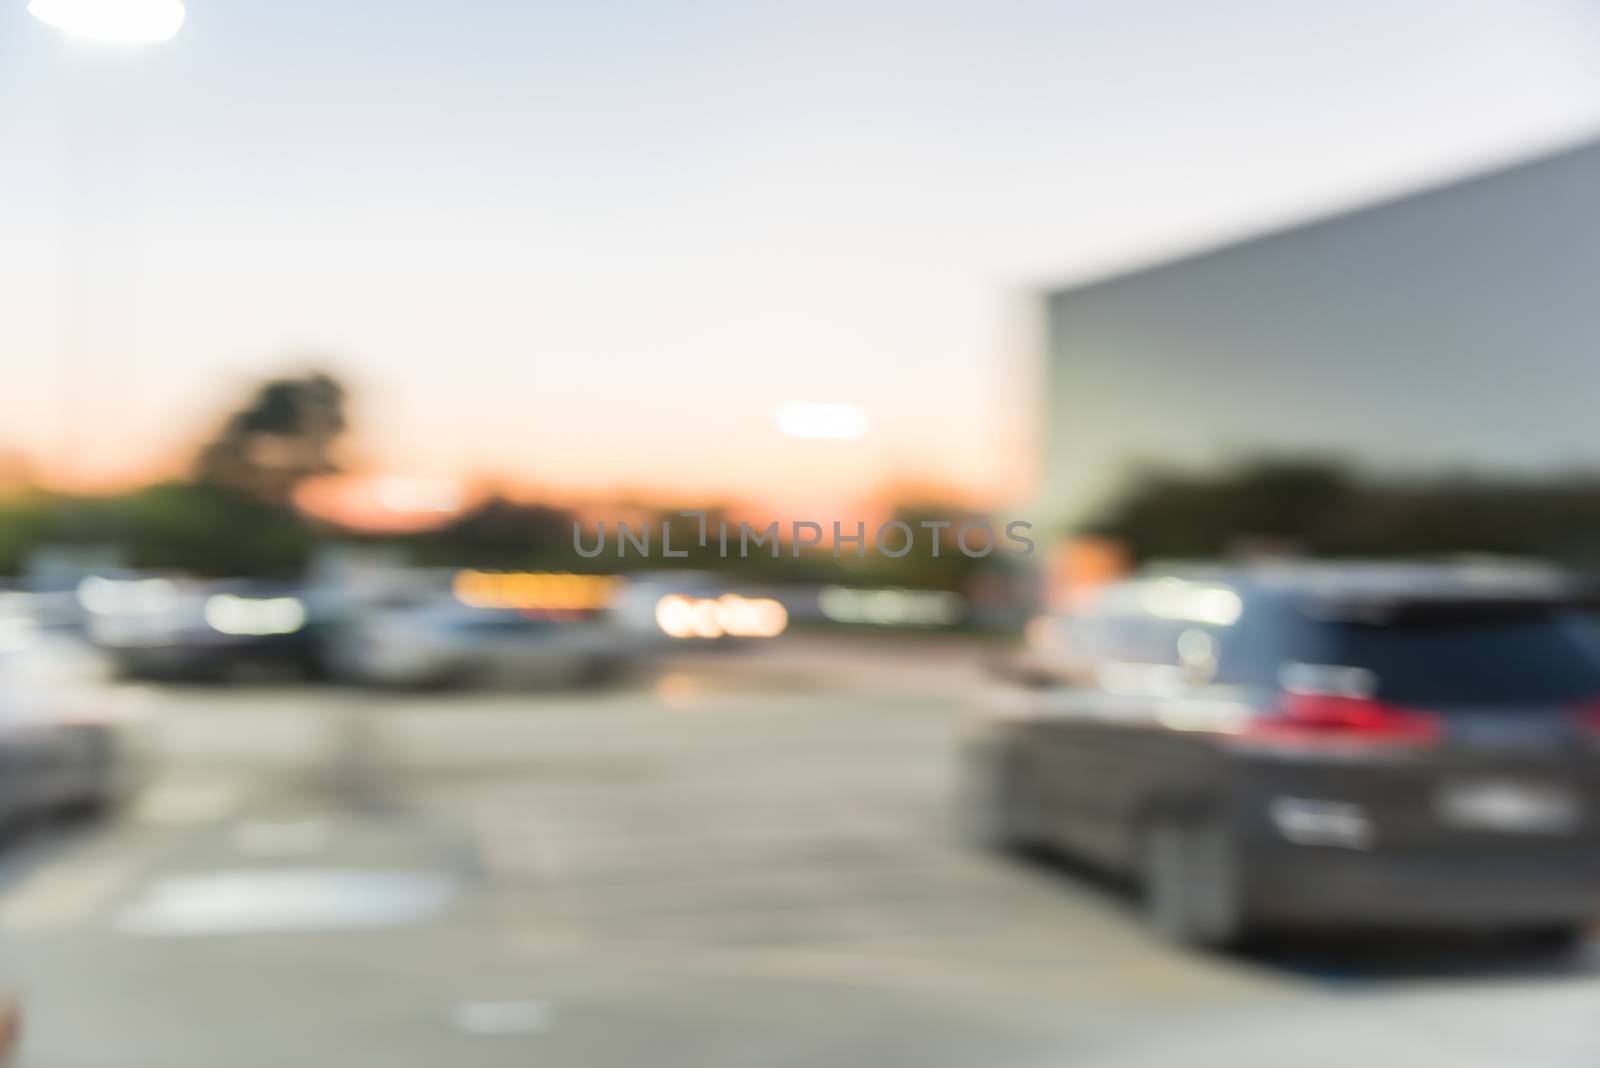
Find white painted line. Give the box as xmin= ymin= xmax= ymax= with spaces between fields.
xmin=115 ymin=869 xmax=456 ymax=937
xmin=451 ymin=1000 xmax=551 ymax=1036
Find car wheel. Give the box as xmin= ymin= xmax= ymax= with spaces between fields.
xmin=1515 ymin=922 xmax=1592 ymax=953
xmin=1140 ymin=814 xmax=1250 ymax=949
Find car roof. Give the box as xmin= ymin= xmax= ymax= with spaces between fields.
xmin=1131 ymin=559 xmax=1587 ymax=617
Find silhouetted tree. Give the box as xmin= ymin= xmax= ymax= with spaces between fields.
xmin=1087 ymin=459 xmax=1360 ymax=561
xmin=118 ymin=481 xmax=318 ymax=576
xmin=193 ymin=372 xmax=347 ymax=505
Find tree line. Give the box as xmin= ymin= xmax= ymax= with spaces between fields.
xmin=1084 ymin=459 xmax=1600 ymax=568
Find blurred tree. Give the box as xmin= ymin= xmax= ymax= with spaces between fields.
xmin=193 ymin=372 xmax=347 ymax=505
xmin=1085 ymin=459 xmax=1600 ymax=569
xmin=116 ymin=481 xmax=318 ymax=576
xmin=1089 ymin=459 xmax=1357 ymax=560
xmin=411 ymin=495 xmax=577 ymax=568
xmin=0 ymin=493 xmax=61 ymax=575
xmin=0 ymin=483 xmax=316 ymax=578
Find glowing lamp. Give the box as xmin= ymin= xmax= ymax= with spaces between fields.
xmin=29 ymin=0 xmax=186 ymax=43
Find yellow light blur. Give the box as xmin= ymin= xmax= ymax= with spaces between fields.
xmin=453 ymin=571 xmax=619 ymax=612
xmin=715 ymin=594 xmax=788 ymax=638
xmin=654 ymin=593 xmax=788 ymax=639
xmin=654 ymin=594 xmax=702 ymax=639
xmin=687 ymin=599 xmax=725 ymax=639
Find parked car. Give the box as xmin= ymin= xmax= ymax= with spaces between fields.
xmin=966 ymin=561 xmax=1600 ymax=948
xmin=86 ymin=578 xmax=336 ymax=682
xmin=0 ymin=595 xmax=125 ymax=824
xmin=331 ymin=595 xmax=632 ymax=689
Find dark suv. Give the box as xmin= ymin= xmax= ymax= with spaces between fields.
xmin=965 ymin=562 xmax=1600 ymax=947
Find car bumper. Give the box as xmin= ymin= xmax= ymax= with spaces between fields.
xmin=112 ymin=640 xmax=315 ymax=678
xmin=1244 ymin=839 xmax=1600 ymax=927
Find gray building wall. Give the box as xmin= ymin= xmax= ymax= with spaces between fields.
xmin=1042 ymin=140 xmax=1600 ymax=531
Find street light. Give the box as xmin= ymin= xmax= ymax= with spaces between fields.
xmin=775 ymin=401 xmax=869 ymax=440
xmin=31 ymin=0 xmax=182 ymax=487
xmin=28 ymin=0 xmax=185 ymax=42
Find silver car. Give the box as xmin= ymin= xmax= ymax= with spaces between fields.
xmin=333 ymin=597 xmax=631 ymax=689
xmin=0 ymin=599 xmax=126 ymax=824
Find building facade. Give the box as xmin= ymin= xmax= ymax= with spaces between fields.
xmin=1041 ymin=140 xmax=1600 ymax=532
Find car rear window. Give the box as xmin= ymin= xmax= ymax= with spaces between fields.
xmin=1300 ymin=609 xmax=1600 ymax=706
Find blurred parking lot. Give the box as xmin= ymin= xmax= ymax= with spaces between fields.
xmin=9 ymin=2 xmax=1600 ymax=1064
xmin=0 ymin=635 xmax=1597 ymax=1068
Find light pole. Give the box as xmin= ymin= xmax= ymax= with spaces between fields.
xmin=29 ymin=0 xmax=183 ymax=494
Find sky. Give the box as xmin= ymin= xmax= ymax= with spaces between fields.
xmin=3 ymin=0 xmax=1600 ymax=516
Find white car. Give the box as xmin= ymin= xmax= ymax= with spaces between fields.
xmin=0 ymin=598 xmax=127 ymax=824
xmin=333 ymin=598 xmax=632 ymax=689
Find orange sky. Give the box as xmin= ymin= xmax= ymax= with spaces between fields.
xmin=5 ymin=1 xmax=1598 ymax=517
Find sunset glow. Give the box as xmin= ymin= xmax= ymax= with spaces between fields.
xmin=6 ymin=2 xmax=1598 ymax=515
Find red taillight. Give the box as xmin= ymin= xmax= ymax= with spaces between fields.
xmin=1247 ymin=692 xmax=1442 ymax=748
xmin=1569 ymin=700 xmax=1600 ymax=737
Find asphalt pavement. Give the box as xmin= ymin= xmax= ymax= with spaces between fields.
xmin=3 ymin=638 xmax=1599 ymax=1067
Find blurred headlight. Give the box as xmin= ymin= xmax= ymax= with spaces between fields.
xmin=654 ymin=594 xmax=787 ymax=639
xmin=715 ymin=595 xmax=787 ymax=638
xmin=77 ymin=576 xmax=178 ymax=617
xmin=204 ymin=595 xmax=307 ymax=636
